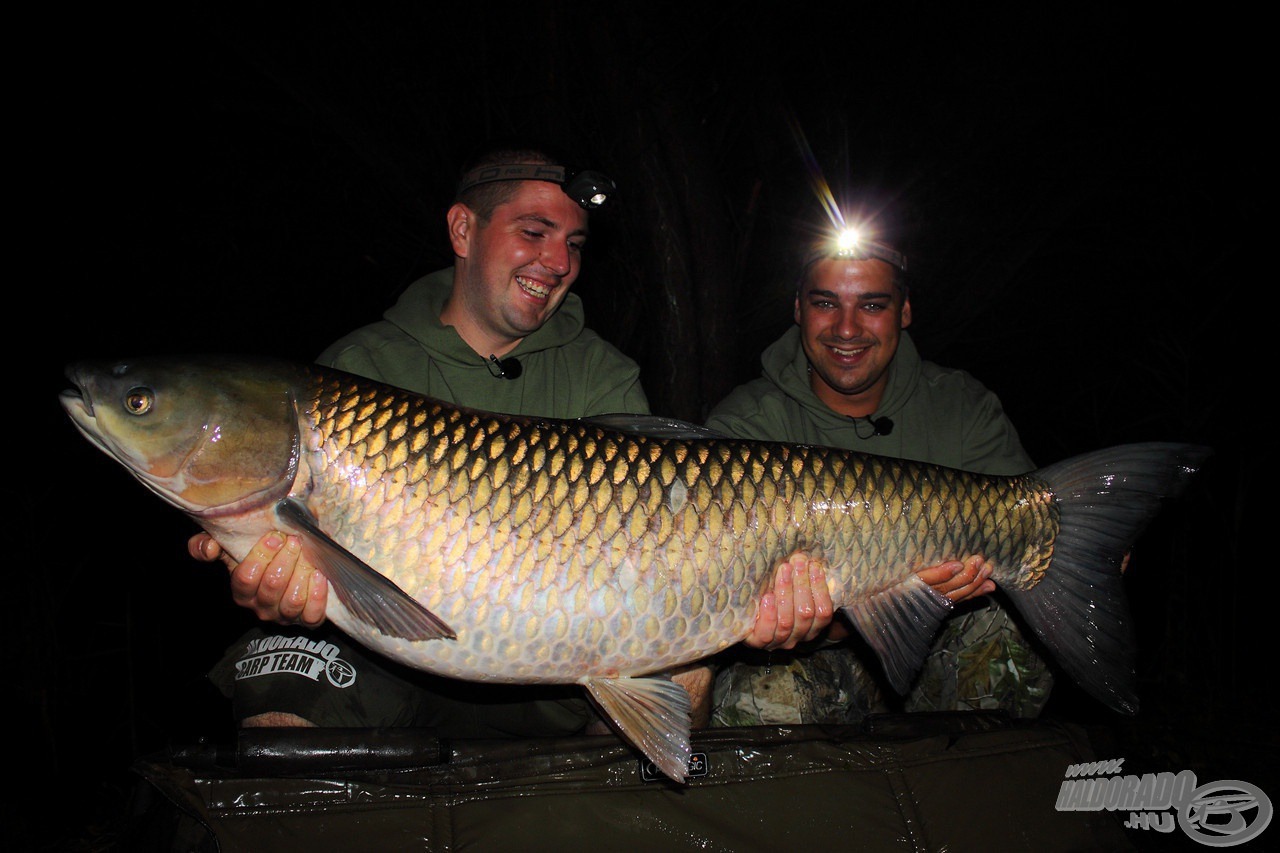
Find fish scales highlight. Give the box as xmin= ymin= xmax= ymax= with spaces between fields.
xmin=303 ymin=368 xmax=1058 ymax=681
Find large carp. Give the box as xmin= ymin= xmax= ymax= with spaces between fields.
xmin=61 ymin=355 xmax=1209 ymax=781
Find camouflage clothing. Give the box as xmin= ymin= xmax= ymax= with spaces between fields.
xmin=707 ymin=329 xmax=1053 ymax=725
xmin=711 ymin=602 xmax=1054 ymax=728
xmin=905 ymin=600 xmax=1053 ymax=717
xmin=712 ymin=644 xmax=890 ymax=727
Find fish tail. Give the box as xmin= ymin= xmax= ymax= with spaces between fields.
xmin=1002 ymin=441 xmax=1212 ymax=715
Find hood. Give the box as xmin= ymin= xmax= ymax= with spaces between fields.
xmin=759 ymin=326 xmax=924 ymax=425
xmin=383 ymin=269 xmax=588 ymax=368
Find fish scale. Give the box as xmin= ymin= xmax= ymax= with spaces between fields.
xmin=304 ymin=368 xmax=1055 ymax=683
xmin=61 ymin=355 xmax=1210 ymax=782
xmin=309 ymin=376 xmax=747 ymax=678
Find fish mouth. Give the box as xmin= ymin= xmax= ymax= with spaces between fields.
xmin=60 ymin=385 xmax=90 ymax=413
xmin=60 ymin=366 xmax=126 ymax=462
xmin=60 ymin=365 xmax=96 ymax=420
xmin=59 ymin=378 xmax=103 ymax=445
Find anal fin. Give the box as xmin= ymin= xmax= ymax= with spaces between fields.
xmin=583 ymin=675 xmax=692 ymax=783
xmin=845 ymin=574 xmax=953 ymax=695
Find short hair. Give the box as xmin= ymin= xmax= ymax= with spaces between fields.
xmin=454 ymin=141 xmax=571 ymax=221
xmin=796 ymin=255 xmax=909 ymax=300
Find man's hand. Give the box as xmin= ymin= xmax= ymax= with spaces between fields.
xmin=745 ymin=552 xmax=994 ymax=651
xmin=745 ymin=551 xmax=836 ymax=650
xmin=917 ymin=554 xmax=993 ymax=603
xmin=189 ymin=532 xmax=329 ymax=627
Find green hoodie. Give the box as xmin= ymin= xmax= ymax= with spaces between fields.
xmin=705 ymin=326 xmax=1031 ymax=474
xmin=707 ymin=326 xmax=1050 ymax=726
xmin=318 ymin=268 xmax=650 ymax=418
xmin=213 ymin=267 xmax=648 ymax=737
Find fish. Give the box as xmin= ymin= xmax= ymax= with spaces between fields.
xmin=60 ymin=354 xmax=1210 ymax=782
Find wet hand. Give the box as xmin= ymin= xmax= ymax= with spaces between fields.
xmin=917 ymin=554 xmax=993 ymax=603
xmin=189 ymin=531 xmax=329 ymax=627
xmin=745 ymin=551 xmax=837 ymax=650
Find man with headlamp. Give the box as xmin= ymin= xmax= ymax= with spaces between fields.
xmin=706 ymin=225 xmax=1053 ymax=726
xmin=191 ymin=142 xmax=659 ymax=736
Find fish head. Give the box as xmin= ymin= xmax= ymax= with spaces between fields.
xmin=60 ymin=356 xmax=303 ymax=517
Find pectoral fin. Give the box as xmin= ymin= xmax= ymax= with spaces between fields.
xmin=583 ymin=675 xmax=692 ymax=783
xmin=844 ymin=574 xmax=953 ymax=695
xmin=276 ymin=498 xmax=455 ymax=641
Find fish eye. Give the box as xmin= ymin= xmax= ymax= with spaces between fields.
xmin=123 ymin=387 xmax=154 ymax=415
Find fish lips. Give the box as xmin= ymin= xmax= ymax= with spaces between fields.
xmin=60 ymin=381 xmax=105 ymax=449
xmin=59 ymin=368 xmax=141 ymax=470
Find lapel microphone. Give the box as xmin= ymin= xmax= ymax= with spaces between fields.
xmin=487 ymin=355 xmax=523 ymax=380
xmin=852 ymin=415 xmax=894 ymax=438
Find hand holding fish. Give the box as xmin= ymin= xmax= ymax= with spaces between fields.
xmin=190 ymin=532 xmax=328 ymax=627
xmin=744 ymin=551 xmax=834 ymax=650
xmin=918 ymin=555 xmax=994 ymax=602
xmin=745 ymin=553 xmax=993 ymax=650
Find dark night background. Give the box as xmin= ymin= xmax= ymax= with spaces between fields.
xmin=19 ymin=4 xmax=1268 ymax=849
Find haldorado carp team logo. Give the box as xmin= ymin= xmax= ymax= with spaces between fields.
xmin=234 ymin=634 xmax=357 ymax=688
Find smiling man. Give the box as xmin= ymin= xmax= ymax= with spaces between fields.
xmin=440 ymin=178 xmax=587 ymax=361
xmin=301 ymin=147 xmax=641 ymax=420
xmin=706 ymin=236 xmax=1054 ymax=726
xmin=195 ymin=143 xmax=655 ymax=736
xmin=799 ymin=255 xmax=912 ymax=416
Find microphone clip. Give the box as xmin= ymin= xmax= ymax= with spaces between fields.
xmin=487 ymin=354 xmax=523 ymax=380
xmin=852 ymin=414 xmax=893 ymax=438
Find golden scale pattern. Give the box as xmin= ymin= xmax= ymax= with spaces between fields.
xmin=300 ymin=370 xmax=1059 ymax=681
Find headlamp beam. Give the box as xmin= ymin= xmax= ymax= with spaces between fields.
xmin=817 ymin=227 xmax=907 ymax=272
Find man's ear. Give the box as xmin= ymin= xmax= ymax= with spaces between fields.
xmin=900 ymin=297 xmax=913 ymax=329
xmin=793 ymin=295 xmax=803 ymax=326
xmin=447 ymin=203 xmax=474 ymax=258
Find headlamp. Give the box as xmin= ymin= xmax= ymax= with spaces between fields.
xmin=456 ymin=163 xmax=616 ymax=210
xmin=811 ymin=226 xmax=907 ymax=272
